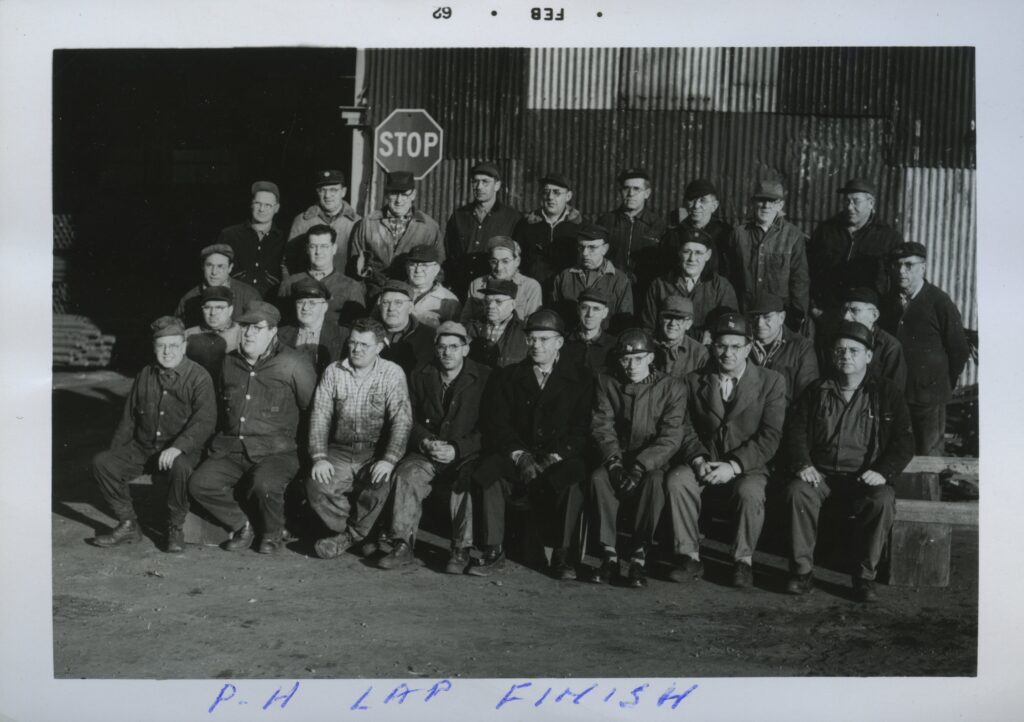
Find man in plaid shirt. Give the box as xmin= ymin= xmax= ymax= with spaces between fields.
xmin=306 ymin=317 xmax=413 ymax=558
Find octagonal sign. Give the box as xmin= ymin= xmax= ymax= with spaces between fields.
xmin=374 ymin=108 xmax=444 ymax=180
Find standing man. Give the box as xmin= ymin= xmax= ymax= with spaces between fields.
xmin=277 ymin=224 xmax=366 ymax=327
xmin=277 ymin=278 xmax=349 ymax=377
xmin=461 ymin=236 xmax=542 ymax=324
xmin=650 ymin=295 xmax=709 ymax=381
xmin=513 ymin=172 xmax=583 ymax=288
xmin=284 ymin=169 xmax=360 ymax=280
xmin=747 ymin=292 xmax=819 ymax=407
xmin=562 ymin=289 xmax=618 ymax=378
xmin=405 ymin=245 xmax=461 ymax=328
xmin=662 ymin=178 xmax=731 ymax=274
xmin=306 ymin=318 xmax=413 ymax=559
xmin=91 ymin=317 xmax=216 ymax=553
xmin=219 ymin=180 xmax=287 ymax=296
xmin=550 ymin=223 xmax=634 ymax=332
xmin=175 ymin=244 xmax=262 ymax=329
xmin=376 ymin=280 xmax=436 ymax=375
xmin=188 ymin=302 xmax=317 ymax=555
xmin=464 ymin=278 xmax=529 ymax=369
xmin=666 ymin=313 xmax=787 ymax=587
xmin=783 ymin=321 xmax=915 ymax=601
xmin=880 ymin=243 xmax=970 ymax=455
xmin=377 ymin=321 xmax=491 ymax=573
xmin=841 ymin=287 xmax=907 ymax=392
xmin=469 ymin=310 xmax=592 ymax=580
xmin=596 ymin=168 xmax=667 ymax=296
xmin=721 ymin=180 xmax=809 ymax=329
xmin=589 ymin=329 xmax=689 ymax=588
xmin=351 ymin=171 xmax=444 ymax=301
xmin=444 ymin=162 xmax=522 ymax=300
xmin=183 ymin=285 xmax=242 ymax=381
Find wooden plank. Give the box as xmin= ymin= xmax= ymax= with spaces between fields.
xmin=903 ymin=456 xmax=979 ymax=479
xmin=894 ymin=472 xmax=941 ymax=501
xmin=887 ymin=521 xmax=952 ymax=587
xmin=895 ymin=499 xmax=978 ymax=527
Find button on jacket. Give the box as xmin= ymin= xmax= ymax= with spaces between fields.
xmin=285 ymin=200 xmax=361 ymax=279
xmin=808 ymin=213 xmax=903 ymax=311
xmin=220 ymin=222 xmax=287 ymax=295
xmin=721 ymin=216 xmax=810 ymax=319
xmin=408 ymin=358 xmax=491 ymax=461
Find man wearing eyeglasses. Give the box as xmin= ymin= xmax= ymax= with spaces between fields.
xmin=375 ymin=280 xmax=436 ymax=376
xmin=562 ymin=288 xmax=618 ymax=378
xmin=662 ymin=178 xmax=731 ymax=275
xmin=465 ymin=277 xmax=529 ymax=369
xmin=596 ymin=168 xmax=667 ymax=296
xmin=284 ymin=169 xmax=361 ymax=282
xmin=374 ymin=321 xmax=490 ymax=573
xmin=189 ymin=302 xmax=317 ymax=555
xmin=461 ymin=236 xmax=542 ymax=324
xmin=513 ymin=172 xmax=583 ymax=287
xmin=351 ymin=171 xmax=444 ymax=301
xmin=277 ymin=224 xmax=366 ymax=327
xmin=218 ymin=180 xmax=287 ymax=296
xmin=879 ymin=243 xmax=970 ymax=456
xmin=183 ymin=285 xmax=242 ymax=381
xmin=651 ymin=295 xmax=709 ymax=381
xmin=175 ymin=244 xmax=262 ymax=330
xmin=666 ymin=313 xmax=786 ymax=587
xmin=782 ymin=321 xmax=914 ymax=602
xmin=840 ymin=287 xmax=907 ymax=393
xmin=405 ymin=245 xmax=461 ymax=328
xmin=747 ymin=292 xmax=819 ymax=407
xmin=550 ymin=223 xmax=634 ymax=332
xmin=277 ymin=278 xmax=348 ymax=377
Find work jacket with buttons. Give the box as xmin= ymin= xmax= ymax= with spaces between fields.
xmin=721 ymin=215 xmax=810 ymax=320
xmin=408 ymin=358 xmax=491 ymax=462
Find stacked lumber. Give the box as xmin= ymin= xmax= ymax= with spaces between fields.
xmin=53 ymin=314 xmax=116 ymax=368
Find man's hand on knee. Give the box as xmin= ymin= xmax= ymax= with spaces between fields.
xmin=368 ymin=460 xmax=395 ymax=487
xmin=311 ymin=459 xmax=334 ymax=486
xmin=157 ymin=447 xmax=183 ymax=472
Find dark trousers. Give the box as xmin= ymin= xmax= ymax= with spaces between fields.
xmin=908 ymin=402 xmax=947 ymax=456
xmin=188 ymin=449 xmax=300 ymax=535
xmin=92 ymin=443 xmax=197 ymax=526
xmin=588 ymin=466 xmax=665 ymax=555
xmin=784 ymin=473 xmax=896 ymax=580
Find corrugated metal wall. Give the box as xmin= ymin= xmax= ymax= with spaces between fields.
xmin=528 ymin=48 xmax=620 ymax=110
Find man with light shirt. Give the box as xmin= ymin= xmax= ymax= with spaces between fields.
xmin=650 ymin=295 xmax=708 ymax=381
xmin=461 ymin=236 xmax=542 ymax=323
xmin=284 ymin=169 xmax=360 ymax=280
xmin=277 ymin=278 xmax=348 ymax=377
xmin=405 ymin=245 xmax=461 ymax=328
xmin=562 ymin=288 xmax=618 ymax=377
xmin=550 ymin=223 xmax=633 ymax=332
xmin=175 ymin=243 xmax=262 ymax=329
xmin=747 ymin=291 xmax=819 ymax=407
xmin=513 ymin=172 xmax=583 ymax=286
xmin=277 ymin=224 xmax=366 ymax=327
xmin=184 ymin=285 xmax=242 ymax=381
xmin=219 ymin=180 xmax=287 ymax=295
xmin=465 ymin=277 xmax=529 ymax=369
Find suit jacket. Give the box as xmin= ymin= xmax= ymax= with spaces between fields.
xmin=681 ymin=361 xmax=787 ymax=476
xmin=408 ymin=358 xmax=491 ymax=461
xmin=277 ymin=322 xmax=348 ymax=377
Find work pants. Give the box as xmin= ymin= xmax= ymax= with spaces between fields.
xmin=390 ymin=453 xmax=473 ymax=548
xmin=588 ymin=466 xmax=665 ymax=554
xmin=92 ymin=442 xmax=197 ymax=526
xmin=304 ymin=446 xmax=390 ymax=542
xmin=189 ymin=449 xmax=299 ymax=535
xmin=908 ymin=402 xmax=947 ymax=457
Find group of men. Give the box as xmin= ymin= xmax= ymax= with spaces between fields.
xmin=90 ymin=163 xmax=972 ymax=603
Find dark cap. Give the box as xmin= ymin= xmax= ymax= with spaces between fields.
xmin=659 ymin=295 xmax=694 ymax=319
xmin=835 ymin=320 xmax=874 ymax=349
xmin=480 ymin=277 xmax=518 ymax=299
xmin=237 ymin=301 xmax=281 ymax=327
xmin=487 ymin=235 xmax=519 ymax=254
xmin=435 ymin=320 xmax=469 ymax=342
xmin=292 ymin=277 xmax=331 ymax=301
xmin=615 ymin=328 xmax=654 ymax=356
xmin=539 ymin=172 xmax=572 ymax=191
xmin=406 ymin=245 xmax=441 ymax=264
xmin=151 ymin=315 xmax=186 ymax=339
xmin=200 ymin=243 xmax=234 ymax=261
xmin=384 ymin=171 xmax=415 ymax=193
xmin=684 ymin=178 xmax=718 ymax=200
xmin=315 ymin=169 xmax=347 ymax=187
xmin=578 ymin=288 xmax=610 ymax=306
xmin=617 ymin=168 xmax=651 ymax=184
xmin=201 ymin=285 xmax=234 ymax=304
xmin=751 ymin=180 xmax=784 ymax=201
xmin=837 ymin=178 xmax=877 ymax=196
xmin=524 ymin=309 xmax=565 ymax=335
xmin=675 ymin=227 xmax=714 ymax=250
xmin=576 ymin=223 xmax=610 ymax=242
xmin=843 ymin=287 xmax=880 ymax=308
xmin=712 ymin=312 xmax=752 ymax=340
xmin=470 ymin=162 xmax=501 ymax=180
xmin=251 ymin=180 xmax=280 ymax=201
xmin=891 ymin=242 xmax=927 ymax=261
xmin=380 ymin=279 xmax=416 ymax=299
xmin=747 ymin=292 xmax=785 ymax=315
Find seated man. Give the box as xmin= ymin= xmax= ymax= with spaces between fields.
xmin=550 ymin=223 xmax=633 ymax=332
xmin=91 ymin=317 xmax=216 ymax=553
xmin=188 ymin=302 xmax=317 ymax=555
xmin=589 ymin=329 xmax=688 ymax=588
xmin=747 ymin=291 xmax=819 ymax=406
xmin=666 ymin=313 xmax=786 ymax=587
xmin=783 ymin=321 xmax=914 ymax=602
xmin=184 ymin=285 xmax=242 ymax=381
xmin=376 ymin=280 xmax=436 ymax=375
xmin=277 ymin=224 xmax=366 ymax=327
xmin=561 ymin=288 xmax=617 ymax=378
xmin=405 ymin=245 xmax=461 ymax=328
xmin=277 ymin=278 xmax=348 ymax=377
xmin=461 ymin=236 xmax=542 ymax=324
xmin=841 ymin=287 xmax=907 ymax=393
xmin=176 ymin=243 xmax=261 ymax=329
xmin=651 ymin=295 xmax=709 ymax=380
xmin=469 ymin=310 xmax=591 ymax=580
xmin=306 ymin=318 xmax=413 ymax=559
xmin=377 ymin=321 xmax=490 ymax=573
xmin=465 ymin=278 xmax=529 ymax=369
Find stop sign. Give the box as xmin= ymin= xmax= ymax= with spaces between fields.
xmin=374 ymin=108 xmax=444 ymax=180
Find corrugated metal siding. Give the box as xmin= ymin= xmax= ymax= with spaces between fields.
xmin=621 ymin=47 xmax=778 ymax=112
xmin=527 ymin=48 xmax=620 ymax=110
xmin=778 ymin=47 xmax=901 ymax=117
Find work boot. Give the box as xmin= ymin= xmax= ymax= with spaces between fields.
xmin=165 ymin=525 xmax=185 ymax=554
xmin=626 ymin=561 xmax=647 ymax=589
xmin=221 ymin=522 xmax=255 ymax=552
xmin=377 ymin=539 xmax=415 ymax=570
xmin=666 ymin=555 xmax=703 ymax=583
xmin=550 ymin=548 xmax=576 ymax=581
xmin=445 ymin=547 xmax=469 ymax=575
xmin=466 ymin=545 xmax=505 ymax=577
xmin=257 ymin=532 xmax=284 ymax=555
xmin=731 ymin=561 xmax=754 ymax=588
xmin=591 ymin=556 xmax=620 ymax=585
xmin=314 ymin=531 xmax=353 ymax=559
xmin=786 ymin=572 xmax=814 ymax=596
xmin=94 ymin=519 xmax=143 ymax=548
xmin=853 ymin=577 xmax=879 ymax=603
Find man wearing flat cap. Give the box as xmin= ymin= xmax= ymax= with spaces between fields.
xmin=651 ymin=295 xmax=709 ymax=381
xmin=351 ymin=170 xmax=444 ymax=301
xmin=513 ymin=172 xmax=583 ymax=287
xmin=277 ymin=277 xmax=349 ymax=377
xmin=277 ymin=224 xmax=366 ymax=327
xmin=596 ymin=169 xmax=667 ymax=296
xmin=465 ymin=277 xmax=529 ymax=369
xmin=747 ymin=291 xmax=819 ymax=407
xmin=376 ymin=279 xmax=436 ymax=375
xmin=184 ymin=285 xmax=242 ymax=381
xmin=189 ymin=301 xmax=317 ymax=555
xmin=284 ymin=168 xmax=361 ymax=281
xmin=841 ymin=287 xmax=907 ymax=393
xmin=461 ymin=236 xmax=542 ymax=324
xmin=782 ymin=320 xmax=914 ymax=602
xmin=175 ymin=243 xmax=262 ymax=329
xmin=662 ymin=178 xmax=731 ymax=274
xmin=666 ymin=313 xmax=786 ymax=587
xmin=469 ymin=309 xmax=591 ymax=581
xmin=721 ymin=180 xmax=810 ymax=330
xmin=550 ymin=223 xmax=634 ymax=332
xmin=218 ymin=180 xmax=287 ymax=296
xmin=879 ymin=243 xmax=970 ymax=456
xmin=588 ymin=329 xmax=689 ymax=589
xmin=562 ymin=288 xmax=618 ymax=378
xmin=91 ymin=317 xmax=217 ymax=553
xmin=444 ymin=162 xmax=523 ymax=300
xmin=374 ymin=321 xmax=490 ymax=573
xmin=405 ymin=245 xmax=461 ymax=328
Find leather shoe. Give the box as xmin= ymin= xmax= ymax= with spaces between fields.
xmin=94 ymin=519 xmax=143 ymax=547
xmin=853 ymin=577 xmax=879 ymax=603
xmin=786 ymin=572 xmax=814 ymax=595
xmin=257 ymin=533 xmax=284 ymax=555
xmin=626 ymin=561 xmax=647 ymax=588
xmin=731 ymin=561 xmax=754 ymax=588
xmin=377 ymin=540 xmax=415 ymax=570
xmin=466 ymin=546 xmax=505 ymax=577
xmin=667 ymin=555 xmax=704 ymax=583
xmin=591 ymin=557 xmax=620 ymax=585
xmin=314 ymin=532 xmax=353 ymax=559
xmin=222 ymin=522 xmax=255 ymax=552
xmin=550 ymin=548 xmax=576 ymax=581
xmin=165 ymin=525 xmax=185 ymax=554
xmin=445 ymin=547 xmax=469 ymax=575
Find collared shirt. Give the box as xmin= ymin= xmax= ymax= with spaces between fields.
xmin=751 ymin=332 xmax=786 ymax=367
xmin=717 ymin=365 xmax=746 ymax=402
xmin=381 ymin=207 xmax=415 ymax=246
xmin=295 ymin=324 xmax=322 ymax=347
xmin=308 ymin=357 xmax=412 ymax=463
xmin=484 ymin=315 xmax=513 ymax=344
xmin=809 ymin=379 xmax=874 ymax=473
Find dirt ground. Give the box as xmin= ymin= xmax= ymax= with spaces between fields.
xmin=51 ymin=371 xmax=978 ymax=680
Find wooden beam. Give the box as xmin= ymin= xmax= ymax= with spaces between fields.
xmin=903 ymin=456 xmax=979 ymax=478
xmin=895 ymin=499 xmax=978 ymax=527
